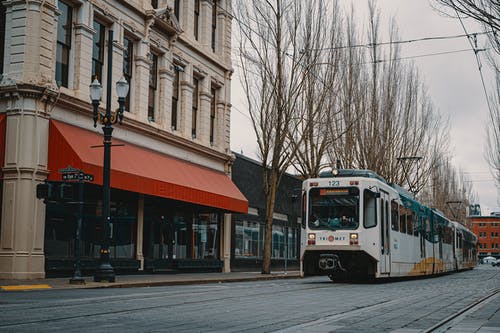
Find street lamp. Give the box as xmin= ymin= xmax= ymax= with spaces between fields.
xmin=89 ymin=29 xmax=129 ymax=283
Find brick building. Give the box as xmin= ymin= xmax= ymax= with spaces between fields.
xmin=469 ymin=214 xmax=500 ymax=260
xmin=0 ymin=0 xmax=247 ymax=279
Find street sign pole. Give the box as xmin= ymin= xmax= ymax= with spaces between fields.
xmin=70 ymin=181 xmax=85 ymax=285
xmin=58 ymin=166 xmax=94 ymax=285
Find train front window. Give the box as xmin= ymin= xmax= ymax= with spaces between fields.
xmin=308 ymin=187 xmax=359 ymax=230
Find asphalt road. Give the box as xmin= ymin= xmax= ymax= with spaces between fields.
xmin=0 ymin=265 xmax=498 ymax=333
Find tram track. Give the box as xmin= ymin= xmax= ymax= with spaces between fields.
xmin=1 ymin=271 xmax=497 ymax=332
xmin=422 ymin=286 xmax=500 ymax=333
xmin=0 ymin=280 xmax=341 ymax=329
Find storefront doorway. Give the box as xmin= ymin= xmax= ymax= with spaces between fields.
xmin=143 ymin=196 xmax=223 ymax=272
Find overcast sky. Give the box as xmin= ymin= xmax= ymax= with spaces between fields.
xmin=230 ymin=0 xmax=499 ymax=214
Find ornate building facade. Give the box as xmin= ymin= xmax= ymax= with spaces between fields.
xmin=0 ymin=0 xmax=246 ymax=279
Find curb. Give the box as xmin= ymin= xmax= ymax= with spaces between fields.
xmin=83 ymin=274 xmax=301 ymax=289
xmin=1 ymin=273 xmax=302 ymax=291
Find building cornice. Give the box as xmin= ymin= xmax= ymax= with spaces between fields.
xmin=52 ymin=90 xmax=233 ymax=165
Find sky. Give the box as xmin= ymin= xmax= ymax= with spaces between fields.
xmin=229 ymin=0 xmax=499 ymax=215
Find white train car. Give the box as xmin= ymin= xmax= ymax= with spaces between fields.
xmin=300 ymin=169 xmax=477 ymax=280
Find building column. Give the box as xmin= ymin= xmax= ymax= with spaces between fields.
xmin=158 ymin=64 xmax=173 ymax=129
xmin=199 ymin=91 xmax=211 ymax=146
xmin=0 ymin=92 xmax=52 ymax=279
xmin=0 ymin=0 xmax=57 ymax=279
xmin=200 ymin=0 xmax=211 ymax=51
xmin=73 ymin=1 xmax=93 ymax=98
xmin=222 ymin=213 xmax=231 ymax=272
xmin=136 ymin=194 xmax=144 ymax=270
xmin=180 ymin=73 xmax=194 ymax=138
xmin=133 ymin=41 xmax=151 ymax=121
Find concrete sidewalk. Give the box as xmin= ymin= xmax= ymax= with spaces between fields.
xmin=0 ymin=271 xmax=301 ymax=291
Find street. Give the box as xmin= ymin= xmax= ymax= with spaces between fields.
xmin=0 ymin=265 xmax=498 ymax=333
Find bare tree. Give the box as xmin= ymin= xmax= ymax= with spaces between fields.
xmin=434 ymin=0 xmax=500 ymax=198
xmin=419 ymin=156 xmax=478 ymax=223
xmin=434 ymin=0 xmax=500 ymax=53
xmin=235 ymin=0 xmax=307 ymax=274
xmin=289 ymin=0 xmax=344 ymax=178
xmin=328 ymin=1 xmax=449 ymax=195
xmin=485 ymin=71 xmax=500 ymax=191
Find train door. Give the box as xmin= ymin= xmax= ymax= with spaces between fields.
xmin=380 ymin=190 xmax=391 ymax=274
xmin=420 ymin=217 xmax=426 ymax=260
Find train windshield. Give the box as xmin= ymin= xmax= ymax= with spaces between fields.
xmin=308 ymin=187 xmax=360 ymax=230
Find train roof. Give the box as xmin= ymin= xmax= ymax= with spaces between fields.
xmin=319 ymin=169 xmax=388 ymax=183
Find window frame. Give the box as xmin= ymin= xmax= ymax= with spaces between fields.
xmin=211 ymin=0 xmax=217 ymax=52
xmin=122 ymin=35 xmax=134 ymax=112
xmin=174 ymin=0 xmax=181 ymax=21
xmin=148 ymin=52 xmax=158 ymax=122
xmin=194 ymin=0 xmax=200 ymax=40
xmin=209 ymin=86 xmax=217 ymax=144
xmin=92 ymin=20 xmax=106 ymax=83
xmin=192 ymin=76 xmax=199 ymax=138
xmin=171 ymin=66 xmax=182 ymax=130
xmin=363 ymin=189 xmax=378 ymax=229
xmin=55 ymin=0 xmax=73 ymax=88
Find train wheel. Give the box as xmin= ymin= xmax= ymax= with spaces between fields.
xmin=328 ymin=274 xmax=335 ymax=281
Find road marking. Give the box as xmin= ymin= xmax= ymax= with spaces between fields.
xmin=1 ymin=284 xmax=52 ymax=291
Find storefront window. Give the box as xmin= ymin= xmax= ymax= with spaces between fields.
xmin=173 ymin=214 xmax=188 ymax=259
xmin=45 ymin=210 xmax=75 ymax=257
xmin=272 ymin=225 xmax=285 ymax=259
xmin=234 ymin=219 xmax=299 ymax=260
xmin=44 ymin=186 xmax=137 ymax=260
xmin=234 ymin=220 xmax=261 ymax=258
xmin=287 ymin=227 xmax=297 ymax=259
xmin=193 ymin=213 xmax=220 ymax=259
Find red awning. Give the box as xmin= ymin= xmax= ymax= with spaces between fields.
xmin=48 ymin=120 xmax=248 ymax=213
xmin=0 ymin=114 xmax=5 ymax=179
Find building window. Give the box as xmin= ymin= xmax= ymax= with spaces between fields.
xmin=151 ymin=0 xmax=158 ymax=9
xmin=44 ymin=186 xmax=137 ymax=261
xmin=210 ymin=86 xmax=216 ymax=144
xmin=211 ymin=0 xmax=217 ymax=52
xmin=192 ymin=77 xmax=199 ymax=137
xmin=148 ymin=53 xmax=158 ymax=122
xmin=0 ymin=3 xmax=6 ymax=75
xmin=192 ymin=213 xmax=220 ymax=260
xmin=174 ymin=0 xmax=180 ymax=21
xmin=123 ymin=36 xmax=134 ymax=112
xmin=56 ymin=1 xmax=72 ymax=88
xmin=171 ymin=67 xmax=181 ymax=130
xmin=92 ymin=20 xmax=105 ymax=82
xmin=194 ymin=0 xmax=200 ymax=40
xmin=234 ymin=220 xmax=262 ymax=258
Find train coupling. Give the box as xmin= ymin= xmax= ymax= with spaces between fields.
xmin=318 ymin=254 xmax=346 ymax=271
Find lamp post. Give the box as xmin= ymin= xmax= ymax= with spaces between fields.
xmin=89 ymin=30 xmax=129 ymax=283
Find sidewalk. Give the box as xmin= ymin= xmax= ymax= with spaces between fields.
xmin=0 ymin=271 xmax=301 ymax=291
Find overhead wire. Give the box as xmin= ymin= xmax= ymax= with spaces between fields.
xmin=302 ymin=31 xmax=492 ymax=52
xmin=455 ymin=11 xmax=495 ymax=118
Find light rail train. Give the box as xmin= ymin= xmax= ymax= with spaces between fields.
xmin=300 ymin=169 xmax=477 ymax=280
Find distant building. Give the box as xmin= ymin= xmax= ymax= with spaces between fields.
xmin=230 ymin=153 xmax=302 ymax=272
xmin=469 ymin=214 xmax=500 ymax=259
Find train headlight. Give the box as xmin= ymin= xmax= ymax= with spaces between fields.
xmin=350 ymin=233 xmax=359 ymax=245
xmin=308 ymin=233 xmax=316 ymax=245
